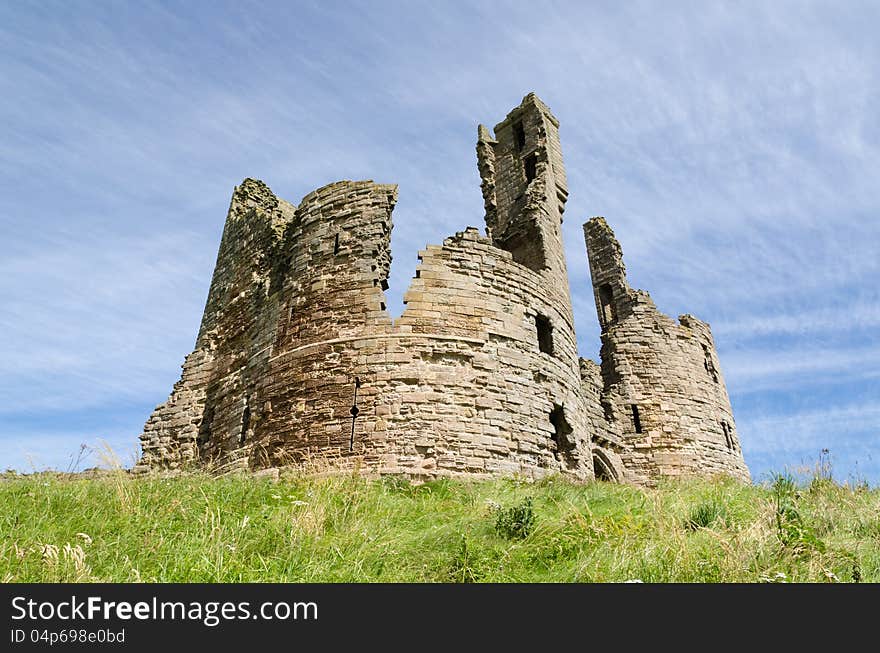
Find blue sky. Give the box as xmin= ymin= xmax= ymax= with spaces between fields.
xmin=1 ymin=1 xmax=877 ymax=484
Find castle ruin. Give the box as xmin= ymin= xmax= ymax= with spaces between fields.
xmin=135 ymin=93 xmax=750 ymax=485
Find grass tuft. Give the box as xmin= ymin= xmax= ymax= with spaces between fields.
xmin=685 ymin=499 xmax=725 ymax=531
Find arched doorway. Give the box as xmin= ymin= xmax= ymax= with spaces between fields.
xmin=592 ymin=449 xmax=619 ymax=482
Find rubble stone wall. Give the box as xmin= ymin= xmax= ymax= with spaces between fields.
xmin=137 ymin=93 xmax=750 ymax=485
xmin=583 ymin=217 xmax=750 ymax=484
xmin=138 ymin=180 xmax=593 ymax=479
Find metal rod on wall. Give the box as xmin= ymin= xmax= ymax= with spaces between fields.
xmin=349 ymin=377 xmax=361 ymax=451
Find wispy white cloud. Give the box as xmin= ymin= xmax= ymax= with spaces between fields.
xmin=712 ymin=303 xmax=880 ymax=340
xmin=741 ymin=402 xmax=880 ymax=455
xmin=0 ymin=229 xmax=211 ymax=412
xmin=723 ymin=345 xmax=880 ymax=395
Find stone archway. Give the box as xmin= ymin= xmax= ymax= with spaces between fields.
xmin=592 ymin=448 xmax=620 ymax=482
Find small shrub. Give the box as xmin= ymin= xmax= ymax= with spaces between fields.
xmin=685 ymin=500 xmax=724 ymax=531
xmin=494 ymin=497 xmax=535 ymax=540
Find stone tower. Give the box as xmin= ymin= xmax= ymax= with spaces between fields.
xmin=477 ymin=93 xmax=569 ymax=279
xmin=583 ymin=217 xmax=750 ymax=483
xmin=475 ymin=93 xmax=592 ymax=476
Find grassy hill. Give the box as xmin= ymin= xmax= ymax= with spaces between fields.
xmin=2 ymin=469 xmax=878 ymax=582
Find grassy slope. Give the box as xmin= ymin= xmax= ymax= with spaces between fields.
xmin=1 ymin=471 xmax=878 ymax=582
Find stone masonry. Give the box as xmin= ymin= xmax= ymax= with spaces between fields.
xmin=136 ymin=93 xmax=750 ymax=485
xmin=584 ymin=218 xmax=750 ymax=484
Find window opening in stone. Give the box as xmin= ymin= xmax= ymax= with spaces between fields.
xmin=334 ymin=233 xmax=340 ymax=255
xmin=702 ymin=343 xmax=719 ymax=383
xmin=524 ymin=153 xmax=537 ymax=183
xmin=549 ymin=404 xmax=573 ymax=457
xmin=631 ymin=404 xmax=642 ymax=434
xmin=380 ymin=302 xmax=386 ymax=312
xmin=535 ymin=314 xmax=554 ymax=355
xmin=599 ymin=283 xmax=616 ymax=327
xmin=721 ymin=421 xmax=733 ymax=450
xmin=601 ymin=399 xmax=614 ymax=423
xmin=513 ymin=121 xmax=526 ymax=151
xmin=239 ymin=401 xmax=250 ymax=446
xmin=198 ymin=405 xmax=214 ymax=445
xmin=381 ymin=278 xmax=389 ymax=291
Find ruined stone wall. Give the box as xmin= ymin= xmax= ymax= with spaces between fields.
xmin=251 ymin=180 xmax=397 ymax=471
xmin=137 ymin=179 xmax=293 ymax=471
xmin=477 ymin=93 xmax=569 ymax=284
xmin=137 ymin=92 xmax=595 ymax=480
xmin=579 ymin=358 xmax=628 ymax=483
xmin=583 ymin=217 xmax=750 ymax=484
xmin=138 ymin=186 xmax=593 ymax=479
xmin=381 ymin=227 xmax=592 ymax=478
xmin=256 ymin=218 xmax=592 ymax=479
xmin=138 ymin=92 xmax=749 ymax=486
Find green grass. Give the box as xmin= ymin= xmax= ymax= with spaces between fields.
xmin=1 ymin=469 xmax=878 ymax=582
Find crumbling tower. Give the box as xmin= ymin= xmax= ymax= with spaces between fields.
xmin=137 ymin=91 xmax=749 ymax=486
xmin=583 ymin=217 xmax=750 ymax=483
xmin=476 ymin=93 xmax=592 ymax=476
xmin=477 ymin=93 xmax=569 ymax=283
xmin=254 ymin=180 xmax=398 ymax=467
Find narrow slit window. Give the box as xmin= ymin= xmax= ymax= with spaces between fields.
xmin=513 ymin=121 xmax=526 ymax=150
xmin=631 ymin=404 xmax=643 ymax=434
xmin=239 ymin=401 xmax=250 ymax=446
xmin=524 ymin=153 xmax=537 ymax=183
xmin=702 ymin=343 xmax=719 ymax=383
xmin=334 ymin=233 xmax=340 ymax=255
xmin=721 ymin=421 xmax=733 ymax=450
xmin=598 ymin=283 xmax=616 ymax=327
xmin=535 ymin=314 xmax=554 ymax=355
